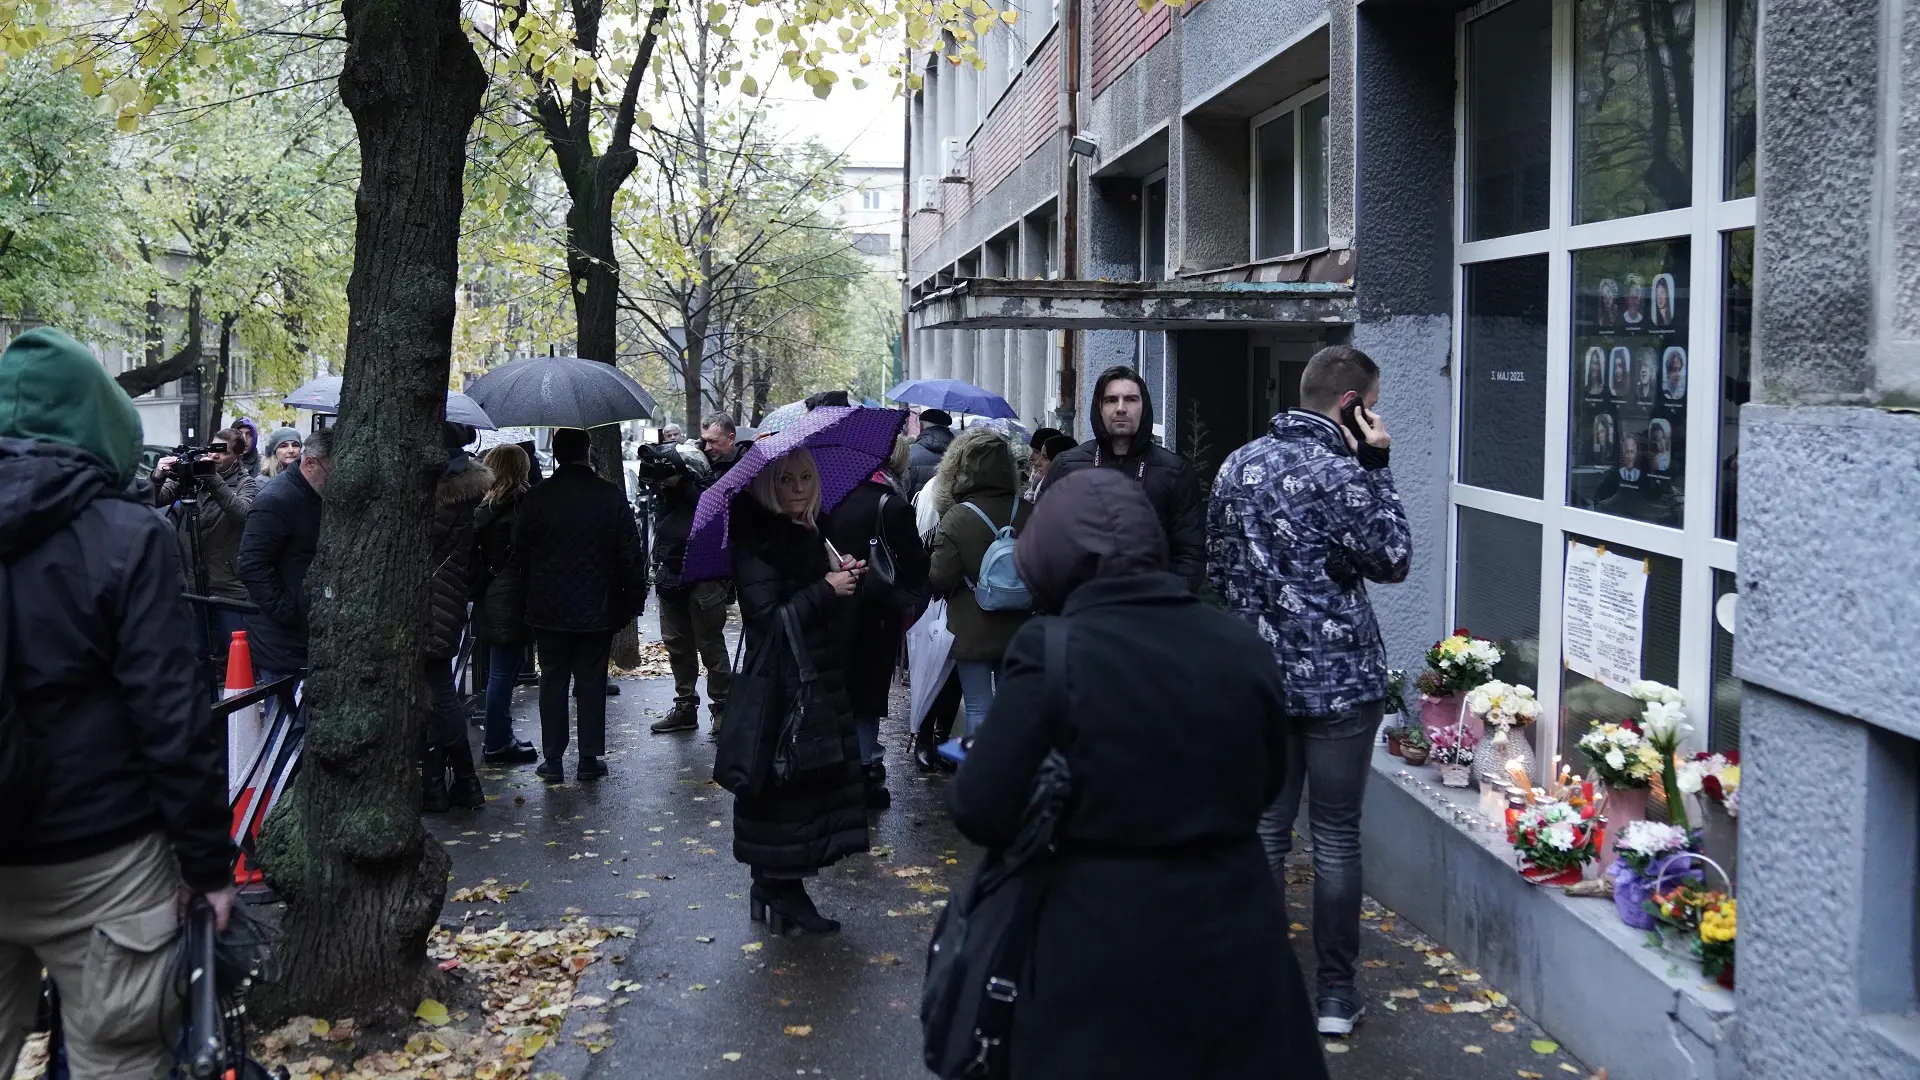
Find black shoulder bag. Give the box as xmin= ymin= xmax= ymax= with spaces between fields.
xmin=922 ymin=618 xmax=1072 ymax=1079
xmin=865 ymin=491 xmax=928 ymax=619
xmin=713 ymin=603 xmax=845 ymax=795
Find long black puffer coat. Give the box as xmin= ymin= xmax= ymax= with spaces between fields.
xmin=473 ymin=492 xmax=528 ymax=644
xmin=948 ymin=468 xmax=1326 ymax=1080
xmin=728 ymin=495 xmax=869 ymax=873
xmin=822 ymin=476 xmax=928 ymax=719
xmin=426 ymin=456 xmax=491 ymax=659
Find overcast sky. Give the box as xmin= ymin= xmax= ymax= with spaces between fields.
xmin=764 ymin=72 xmax=905 ymax=168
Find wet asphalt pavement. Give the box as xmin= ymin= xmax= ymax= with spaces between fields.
xmin=429 ymin=616 xmax=1591 ymax=1080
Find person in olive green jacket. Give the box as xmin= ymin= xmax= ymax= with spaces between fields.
xmin=927 ymin=427 xmax=1033 ymax=738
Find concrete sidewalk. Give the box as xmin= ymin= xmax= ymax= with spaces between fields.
xmin=428 ymin=618 xmax=1591 ymax=1079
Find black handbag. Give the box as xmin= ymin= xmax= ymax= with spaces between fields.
xmin=770 ymin=606 xmax=845 ymax=783
xmin=712 ymin=623 xmax=778 ymax=797
xmin=921 ymin=618 xmax=1072 ymax=1079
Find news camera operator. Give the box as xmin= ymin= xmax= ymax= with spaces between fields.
xmin=153 ymin=429 xmax=263 ymax=689
xmin=640 ymin=436 xmax=732 ymax=737
xmin=0 ymin=328 xmax=233 ymax=1080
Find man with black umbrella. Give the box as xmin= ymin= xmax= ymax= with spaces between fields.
xmin=514 ymin=428 xmax=649 ymax=782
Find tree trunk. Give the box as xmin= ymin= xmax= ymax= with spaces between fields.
xmin=207 ymin=312 xmax=235 ymax=438
xmin=121 ymin=288 xmax=203 ymax=405
xmin=256 ymin=0 xmax=485 ymax=1024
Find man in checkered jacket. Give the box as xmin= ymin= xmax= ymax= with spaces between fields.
xmin=1206 ymin=344 xmax=1411 ymax=1039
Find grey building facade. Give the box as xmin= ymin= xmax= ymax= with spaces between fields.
xmin=904 ymin=0 xmax=1919 ymax=1076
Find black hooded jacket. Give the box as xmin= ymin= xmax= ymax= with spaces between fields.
xmin=0 ymin=438 xmax=231 ymax=890
xmin=948 ymin=469 xmax=1323 ymax=1079
xmin=1040 ymin=367 xmax=1207 ymax=590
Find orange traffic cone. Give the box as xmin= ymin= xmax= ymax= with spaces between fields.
xmin=223 ymin=631 xmax=267 ymax=885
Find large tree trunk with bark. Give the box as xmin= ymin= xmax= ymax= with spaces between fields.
xmin=256 ymin=0 xmax=485 ymax=1023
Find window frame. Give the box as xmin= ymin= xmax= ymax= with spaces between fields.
xmin=1248 ymin=82 xmax=1332 ymax=263
xmin=1446 ymin=0 xmax=1753 ymax=765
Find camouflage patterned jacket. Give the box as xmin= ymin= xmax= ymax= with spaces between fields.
xmin=1207 ymin=410 xmax=1412 ymax=717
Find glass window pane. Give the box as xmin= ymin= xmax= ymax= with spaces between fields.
xmin=1255 ymin=113 xmax=1296 ymax=259
xmin=1300 ymin=95 xmax=1331 ymax=250
xmin=1568 ymin=239 xmax=1690 ymax=528
xmin=1724 ymin=0 xmax=1757 ymax=199
xmin=1455 ymin=508 xmax=1543 ymax=690
xmin=1574 ymin=0 xmax=1695 ymax=223
xmin=1466 ymin=0 xmax=1552 ymax=240
xmin=1718 ymin=229 xmax=1752 ymax=539
xmin=1560 ymin=535 xmax=1683 ymax=769
xmin=1710 ymin=570 xmax=1740 ymax=753
xmin=1461 ymin=255 xmax=1549 ymax=497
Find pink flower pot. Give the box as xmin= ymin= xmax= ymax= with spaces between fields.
xmin=1421 ymin=692 xmax=1476 ymax=743
xmin=1599 ymin=785 xmax=1649 ymax=868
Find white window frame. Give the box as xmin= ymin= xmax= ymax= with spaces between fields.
xmin=1139 ymin=169 xmax=1170 ymax=403
xmin=1446 ymin=0 xmax=1752 ymax=765
xmin=1249 ymin=82 xmax=1332 ymax=263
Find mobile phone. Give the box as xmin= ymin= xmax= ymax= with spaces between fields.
xmin=824 ymin=538 xmax=846 ymax=570
xmin=1338 ymin=391 xmax=1368 ymax=446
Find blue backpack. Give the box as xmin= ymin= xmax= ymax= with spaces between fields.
xmin=960 ymin=502 xmax=1031 ymax=612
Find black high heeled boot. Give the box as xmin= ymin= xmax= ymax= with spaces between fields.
xmin=749 ymin=877 xmax=839 ymax=935
xmin=421 ymin=745 xmax=450 ymax=814
xmin=445 ymin=731 xmax=486 ymax=810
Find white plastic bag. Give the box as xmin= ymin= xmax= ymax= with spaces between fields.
xmin=907 ymin=597 xmax=956 ymax=729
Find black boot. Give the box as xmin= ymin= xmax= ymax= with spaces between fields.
xmin=750 ymin=877 xmax=839 ymax=935
xmin=865 ymin=761 xmax=891 ymax=809
xmin=421 ymin=745 xmax=451 ymax=814
xmin=445 ymin=732 xmax=486 ymax=810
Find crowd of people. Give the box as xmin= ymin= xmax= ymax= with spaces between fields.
xmin=0 ymin=316 xmax=1410 ymax=1076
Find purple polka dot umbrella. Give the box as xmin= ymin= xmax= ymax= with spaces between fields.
xmin=683 ymin=405 xmax=908 ymax=583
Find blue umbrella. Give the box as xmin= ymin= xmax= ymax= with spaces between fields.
xmin=885 ymin=378 xmax=1018 ymax=419
xmin=285 ymin=375 xmax=497 ymax=430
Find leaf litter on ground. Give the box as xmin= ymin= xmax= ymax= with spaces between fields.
xmin=250 ymin=918 xmax=632 ymax=1080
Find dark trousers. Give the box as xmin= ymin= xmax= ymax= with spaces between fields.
xmin=535 ymin=630 xmax=613 ymax=760
xmin=192 ymin=605 xmax=248 ymax=697
xmin=423 ymin=654 xmax=466 ymax=747
xmin=1258 ymin=702 xmax=1383 ymax=996
xmin=658 ymin=581 xmax=733 ymax=712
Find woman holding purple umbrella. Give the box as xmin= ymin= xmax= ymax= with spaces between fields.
xmin=729 ymin=446 xmax=872 ymax=934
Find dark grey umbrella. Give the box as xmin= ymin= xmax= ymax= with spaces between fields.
xmin=284 ymin=375 xmax=496 ymax=429
xmin=464 ymin=356 xmax=657 ymax=429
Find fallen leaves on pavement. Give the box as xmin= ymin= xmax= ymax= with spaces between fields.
xmin=448 ymin=880 xmax=526 ymax=906
xmin=252 ymin=918 xmax=631 ymax=1080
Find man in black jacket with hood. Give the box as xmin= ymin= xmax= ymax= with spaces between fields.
xmin=1039 ymin=365 xmax=1207 ymax=589
xmin=0 ymin=328 xmax=233 ymax=1080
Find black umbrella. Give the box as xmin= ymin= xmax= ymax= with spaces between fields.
xmin=464 ymin=356 xmax=657 ymax=429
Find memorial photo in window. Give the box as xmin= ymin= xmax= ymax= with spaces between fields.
xmin=1569 ymin=239 xmax=1689 ymax=527
xmin=1574 ymin=0 xmax=1696 ymax=224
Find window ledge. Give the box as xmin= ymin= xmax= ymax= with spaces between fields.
xmin=1363 ymin=747 xmax=1739 ymax=1079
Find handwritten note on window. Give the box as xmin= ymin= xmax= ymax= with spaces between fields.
xmin=1562 ymin=539 xmax=1648 ymax=693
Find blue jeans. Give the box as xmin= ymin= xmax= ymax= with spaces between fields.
xmin=1258 ymin=702 xmax=1383 ymax=997
xmin=483 ymin=642 xmax=525 ymax=753
xmin=955 ymin=660 xmax=1000 ymax=738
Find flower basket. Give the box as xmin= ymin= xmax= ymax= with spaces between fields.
xmin=1438 ymin=762 xmax=1472 ymax=788
xmin=1645 ymin=853 xmax=1737 ymax=987
xmin=1510 ymin=799 xmax=1601 ymax=888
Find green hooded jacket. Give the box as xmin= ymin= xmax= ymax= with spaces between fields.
xmin=0 ymin=327 xmax=144 ymax=487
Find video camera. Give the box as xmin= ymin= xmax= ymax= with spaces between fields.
xmin=156 ymin=441 xmax=231 ymax=486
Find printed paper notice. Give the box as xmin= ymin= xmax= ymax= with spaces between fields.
xmin=1562 ymin=540 xmax=1648 ymax=693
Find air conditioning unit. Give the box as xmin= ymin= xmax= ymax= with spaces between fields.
xmin=913 ymin=176 xmax=939 ymax=212
xmin=940 ymin=137 xmax=970 ymax=183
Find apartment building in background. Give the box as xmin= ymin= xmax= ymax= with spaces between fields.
xmin=903 ymin=0 xmax=1920 ymax=1078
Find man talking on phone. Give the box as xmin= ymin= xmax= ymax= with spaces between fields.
xmin=1205 ymin=344 xmax=1411 ymax=1040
